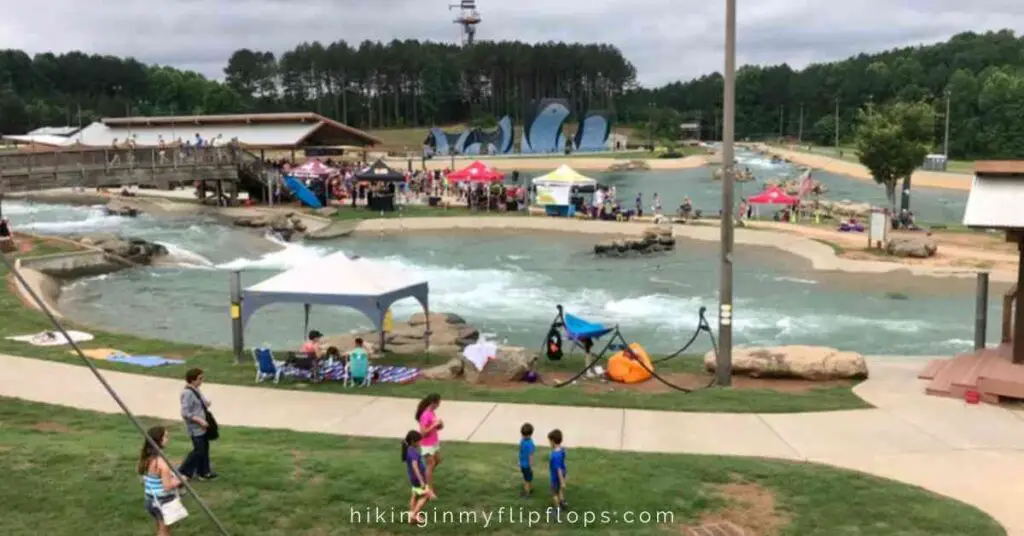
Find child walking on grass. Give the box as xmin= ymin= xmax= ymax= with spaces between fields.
xmin=415 ymin=393 xmax=444 ymax=494
xmin=518 ymin=423 xmax=536 ymax=497
xmin=548 ymin=429 xmax=568 ymax=511
xmin=401 ymin=430 xmax=435 ymax=524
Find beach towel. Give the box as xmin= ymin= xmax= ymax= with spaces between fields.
xmin=73 ymin=348 xmax=123 ymax=360
xmin=463 ymin=341 xmax=498 ymax=372
xmin=106 ymin=355 xmax=185 ymax=368
xmin=6 ymin=330 xmax=94 ymax=347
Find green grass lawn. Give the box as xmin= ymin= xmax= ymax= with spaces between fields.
xmin=0 ymin=236 xmax=868 ymax=414
xmin=0 ymin=397 xmax=1003 ymax=536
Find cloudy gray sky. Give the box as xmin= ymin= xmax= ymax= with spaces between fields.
xmin=2 ymin=0 xmax=1023 ymax=86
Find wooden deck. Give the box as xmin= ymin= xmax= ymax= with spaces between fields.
xmin=920 ymin=344 xmax=1024 ymax=403
xmin=0 ymin=146 xmax=244 ymax=193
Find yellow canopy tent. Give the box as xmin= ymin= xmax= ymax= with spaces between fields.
xmin=530 ymin=165 xmax=598 ymax=188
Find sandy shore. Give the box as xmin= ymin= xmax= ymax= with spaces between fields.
xmin=383 ymin=154 xmax=708 ymax=172
xmin=758 ymin=145 xmax=973 ymax=191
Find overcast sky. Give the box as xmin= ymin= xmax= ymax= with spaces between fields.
xmin=2 ymin=0 xmax=1023 ymax=86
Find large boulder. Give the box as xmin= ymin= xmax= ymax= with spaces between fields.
xmin=703 ymin=345 xmax=868 ymax=380
xmin=462 ymin=345 xmax=537 ymax=383
xmin=324 ymin=311 xmax=477 ymax=357
xmin=421 ymin=357 xmax=465 ymax=380
xmin=596 ymin=227 xmax=674 ymax=257
xmin=885 ymin=237 xmax=938 ymax=258
xmin=76 ymin=233 xmax=167 ymax=265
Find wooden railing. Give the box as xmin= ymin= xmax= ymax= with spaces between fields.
xmin=0 ymin=146 xmax=244 ymax=176
xmin=1003 ymin=284 xmax=1018 ymax=344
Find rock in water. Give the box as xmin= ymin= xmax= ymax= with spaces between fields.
xmin=703 ymin=345 xmax=868 ymax=380
xmin=75 ymin=233 xmax=168 ymax=265
xmin=885 ymin=237 xmax=938 ymax=258
xmin=105 ymin=199 xmax=142 ymax=217
xmin=595 ymin=226 xmax=675 ymax=257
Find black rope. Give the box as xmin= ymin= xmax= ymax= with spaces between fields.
xmin=651 ymin=307 xmax=712 ymax=364
xmin=0 ymin=252 xmax=232 ymax=536
xmin=548 ymin=304 xmax=720 ymax=393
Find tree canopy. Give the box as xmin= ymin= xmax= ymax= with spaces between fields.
xmin=2 ymin=29 xmax=1024 ymax=159
xmin=629 ymin=29 xmax=1024 ymax=158
xmin=854 ymin=101 xmax=935 ymax=211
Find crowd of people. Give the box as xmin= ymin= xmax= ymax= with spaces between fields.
xmin=140 ymin=373 xmax=570 ymax=534
xmin=261 ymin=158 xmax=528 ymax=211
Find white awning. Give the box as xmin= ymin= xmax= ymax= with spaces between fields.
xmin=963 ymin=175 xmax=1024 ymax=228
xmin=240 ymin=252 xmax=429 ymax=332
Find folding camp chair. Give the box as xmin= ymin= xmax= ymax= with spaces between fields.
xmin=345 ymin=348 xmax=371 ymax=387
xmin=252 ymin=347 xmax=286 ymax=384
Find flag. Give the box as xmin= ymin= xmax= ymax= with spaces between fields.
xmin=798 ymin=171 xmax=814 ymax=197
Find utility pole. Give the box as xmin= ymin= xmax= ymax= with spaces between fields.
xmin=834 ymin=97 xmax=840 ymax=150
xmin=797 ymin=103 xmax=804 ymax=144
xmin=717 ymin=0 xmax=736 ymax=388
xmin=778 ymin=105 xmax=784 ymax=139
xmin=943 ymin=89 xmax=952 ymax=158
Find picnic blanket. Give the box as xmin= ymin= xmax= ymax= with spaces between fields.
xmin=107 ymin=355 xmax=185 ymax=367
xmin=6 ymin=330 xmax=94 ymax=347
xmin=76 ymin=348 xmax=123 ymax=360
xmin=283 ymin=363 xmax=421 ymax=384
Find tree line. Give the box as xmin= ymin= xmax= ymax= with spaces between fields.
xmin=1 ymin=30 xmax=1023 ymax=158
xmin=635 ymin=29 xmax=1024 ymax=159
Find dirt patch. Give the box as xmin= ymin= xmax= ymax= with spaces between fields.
xmin=28 ymin=421 xmax=72 ymax=433
xmin=513 ymin=372 xmax=853 ymax=394
xmin=290 ymin=449 xmax=306 ymax=481
xmin=699 ymin=480 xmax=789 ymax=536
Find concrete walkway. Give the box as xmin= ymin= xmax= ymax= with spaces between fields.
xmin=2 ymin=353 xmax=1023 ymax=534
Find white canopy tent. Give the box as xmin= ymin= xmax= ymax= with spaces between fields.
xmin=240 ymin=252 xmax=430 ymax=350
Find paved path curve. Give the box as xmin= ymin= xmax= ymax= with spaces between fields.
xmin=2 ymin=353 xmax=1023 ymax=535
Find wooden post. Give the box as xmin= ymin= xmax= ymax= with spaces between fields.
xmin=975 ymin=272 xmax=989 ymax=350
xmin=1015 ymin=239 xmax=1024 ymax=363
xmin=230 ymin=271 xmax=244 ymax=364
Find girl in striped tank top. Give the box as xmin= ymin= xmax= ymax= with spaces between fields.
xmin=137 ymin=426 xmax=184 ymax=535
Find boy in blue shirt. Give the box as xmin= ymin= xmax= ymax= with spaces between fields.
xmin=548 ymin=428 xmax=568 ymax=510
xmin=518 ymin=422 xmax=535 ymax=497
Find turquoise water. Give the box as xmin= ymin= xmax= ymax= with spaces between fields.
xmin=514 ymin=152 xmax=967 ymax=224
xmin=3 ymin=158 xmax=982 ymax=358
xmin=6 ymin=199 xmax=999 ymax=357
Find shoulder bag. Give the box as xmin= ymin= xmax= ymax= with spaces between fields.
xmin=188 ymin=387 xmax=219 ymax=441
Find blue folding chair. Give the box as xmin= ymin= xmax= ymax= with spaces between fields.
xmin=252 ymin=347 xmax=285 ymax=384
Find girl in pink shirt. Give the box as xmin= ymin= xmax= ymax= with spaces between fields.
xmin=415 ymin=393 xmax=444 ymax=493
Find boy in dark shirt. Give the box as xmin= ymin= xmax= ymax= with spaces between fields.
xmin=518 ymin=423 xmax=536 ymax=497
xmin=548 ymin=429 xmax=568 ymax=510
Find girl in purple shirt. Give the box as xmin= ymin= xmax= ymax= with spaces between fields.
xmin=401 ymin=430 xmax=434 ymax=523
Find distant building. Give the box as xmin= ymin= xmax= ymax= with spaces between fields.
xmin=2 ymin=113 xmax=381 ymax=151
xmin=606 ymin=132 xmax=629 ymax=151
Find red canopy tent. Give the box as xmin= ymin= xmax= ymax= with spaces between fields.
xmin=290 ymin=158 xmax=338 ymax=178
xmin=447 ymin=161 xmax=504 ymax=182
xmin=748 ymin=185 xmax=799 ymax=205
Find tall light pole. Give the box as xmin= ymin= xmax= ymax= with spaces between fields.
xmin=833 ymin=96 xmax=840 ymax=150
xmin=717 ymin=0 xmax=736 ymax=387
xmin=943 ymin=89 xmax=952 ymax=158
xmin=797 ymin=103 xmax=804 ymax=144
xmin=778 ymin=105 xmax=784 ymax=139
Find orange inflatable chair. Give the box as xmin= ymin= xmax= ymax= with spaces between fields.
xmin=606 ymin=343 xmax=654 ymax=384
